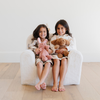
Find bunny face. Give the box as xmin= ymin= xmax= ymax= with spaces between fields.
xmin=37 ymin=37 xmax=52 ymax=61
xmin=38 ymin=42 xmax=46 ymax=49
xmin=37 ymin=37 xmax=48 ymax=49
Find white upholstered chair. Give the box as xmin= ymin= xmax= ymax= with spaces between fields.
xmin=20 ymin=34 xmax=83 ymax=86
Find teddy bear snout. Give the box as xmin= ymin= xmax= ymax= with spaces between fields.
xmin=60 ymin=40 xmax=66 ymax=46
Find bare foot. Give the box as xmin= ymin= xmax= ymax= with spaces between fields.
xmin=59 ymin=82 xmax=65 ymax=92
xmin=40 ymin=82 xmax=46 ymax=90
xmin=51 ymin=83 xmax=58 ymax=92
xmin=35 ymin=83 xmax=41 ymax=90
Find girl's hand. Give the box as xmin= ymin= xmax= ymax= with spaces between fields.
xmin=35 ymin=48 xmax=40 ymax=54
xmin=46 ymin=49 xmax=53 ymax=54
xmin=54 ymin=45 xmax=59 ymax=49
xmin=47 ymin=49 xmax=53 ymax=54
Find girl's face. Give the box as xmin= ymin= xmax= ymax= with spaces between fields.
xmin=39 ymin=27 xmax=47 ymax=39
xmin=57 ymin=24 xmax=66 ymax=36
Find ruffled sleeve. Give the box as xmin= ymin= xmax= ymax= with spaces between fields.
xmin=28 ymin=40 xmax=38 ymax=51
xmin=66 ymin=36 xmax=77 ymax=51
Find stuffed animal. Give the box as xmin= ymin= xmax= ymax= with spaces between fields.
xmin=36 ymin=37 xmax=52 ymax=61
xmin=51 ymin=38 xmax=70 ymax=58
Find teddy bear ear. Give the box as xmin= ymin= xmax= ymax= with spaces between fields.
xmin=51 ymin=40 xmax=56 ymax=45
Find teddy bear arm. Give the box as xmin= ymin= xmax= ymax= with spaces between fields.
xmin=63 ymin=50 xmax=69 ymax=56
xmin=55 ymin=45 xmax=60 ymax=49
xmin=66 ymin=40 xmax=70 ymax=46
xmin=51 ymin=40 xmax=56 ymax=45
xmin=59 ymin=46 xmax=66 ymax=49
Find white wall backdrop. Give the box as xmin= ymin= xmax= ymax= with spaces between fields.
xmin=0 ymin=0 xmax=100 ymax=62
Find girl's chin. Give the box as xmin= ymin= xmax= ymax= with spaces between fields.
xmin=58 ymin=33 xmax=65 ymax=35
xmin=58 ymin=34 xmax=63 ymax=36
xmin=40 ymin=36 xmax=46 ymax=38
xmin=40 ymin=37 xmax=46 ymax=39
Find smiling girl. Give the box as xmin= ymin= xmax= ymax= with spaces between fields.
xmin=29 ymin=24 xmax=52 ymax=90
xmin=50 ymin=19 xmax=75 ymax=92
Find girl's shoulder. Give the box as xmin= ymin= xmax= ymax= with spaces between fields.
xmin=31 ymin=37 xmax=37 ymax=41
xmin=50 ymin=34 xmax=73 ymax=41
xmin=50 ymin=35 xmax=57 ymax=40
xmin=65 ymin=34 xmax=73 ymax=38
xmin=31 ymin=38 xmax=38 ymax=44
xmin=51 ymin=34 xmax=56 ymax=38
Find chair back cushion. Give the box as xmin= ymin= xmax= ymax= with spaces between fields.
xmin=26 ymin=33 xmax=77 ymax=50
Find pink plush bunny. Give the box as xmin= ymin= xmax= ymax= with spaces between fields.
xmin=36 ymin=37 xmax=52 ymax=61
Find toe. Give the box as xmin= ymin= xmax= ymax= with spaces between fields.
xmin=40 ymin=83 xmax=46 ymax=90
xmin=59 ymin=87 xmax=65 ymax=92
xmin=51 ymin=87 xmax=58 ymax=92
xmin=35 ymin=85 xmax=40 ymax=90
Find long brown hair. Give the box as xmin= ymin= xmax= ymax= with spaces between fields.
xmin=32 ymin=24 xmax=49 ymax=40
xmin=53 ymin=19 xmax=72 ymax=37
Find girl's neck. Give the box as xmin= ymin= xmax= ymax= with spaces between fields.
xmin=40 ymin=38 xmax=45 ymax=42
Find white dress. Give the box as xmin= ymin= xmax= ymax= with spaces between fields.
xmin=50 ymin=34 xmax=76 ymax=60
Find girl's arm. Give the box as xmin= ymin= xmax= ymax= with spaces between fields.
xmin=56 ymin=36 xmax=76 ymax=53
xmin=50 ymin=35 xmax=57 ymax=53
xmin=28 ymin=40 xmax=38 ymax=53
xmin=47 ymin=49 xmax=53 ymax=54
xmin=66 ymin=36 xmax=76 ymax=51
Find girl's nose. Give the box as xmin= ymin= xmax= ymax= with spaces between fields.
xmin=59 ymin=29 xmax=62 ymax=32
xmin=41 ymin=32 xmax=44 ymax=34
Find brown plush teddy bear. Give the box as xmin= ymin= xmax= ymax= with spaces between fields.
xmin=51 ymin=38 xmax=70 ymax=58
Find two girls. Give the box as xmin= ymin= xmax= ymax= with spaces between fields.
xmin=30 ymin=19 xmax=75 ymax=92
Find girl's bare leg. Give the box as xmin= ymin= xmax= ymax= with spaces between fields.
xmin=37 ymin=62 xmax=43 ymax=79
xmin=35 ymin=62 xmax=50 ymax=90
xmin=35 ymin=62 xmax=45 ymax=89
xmin=52 ymin=59 xmax=60 ymax=92
xmin=59 ymin=58 xmax=68 ymax=92
xmin=36 ymin=62 xmax=46 ymax=89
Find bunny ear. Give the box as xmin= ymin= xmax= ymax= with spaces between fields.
xmin=43 ymin=39 xmax=48 ymax=44
xmin=37 ymin=38 xmax=41 ymax=43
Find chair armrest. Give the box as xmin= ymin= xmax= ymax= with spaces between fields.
xmin=20 ymin=50 xmax=37 ymax=84
xmin=68 ymin=49 xmax=83 ymax=66
xmin=20 ymin=50 xmax=35 ymax=65
xmin=67 ymin=49 xmax=83 ymax=84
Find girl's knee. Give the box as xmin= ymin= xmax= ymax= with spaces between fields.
xmin=53 ymin=59 xmax=60 ymax=65
xmin=61 ymin=58 xmax=68 ymax=66
xmin=45 ymin=62 xmax=50 ymax=67
xmin=61 ymin=58 xmax=67 ymax=63
xmin=37 ymin=62 xmax=43 ymax=67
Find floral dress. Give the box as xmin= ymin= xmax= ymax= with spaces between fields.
xmin=28 ymin=39 xmax=53 ymax=66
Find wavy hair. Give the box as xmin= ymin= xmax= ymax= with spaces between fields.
xmin=32 ymin=24 xmax=49 ymax=40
